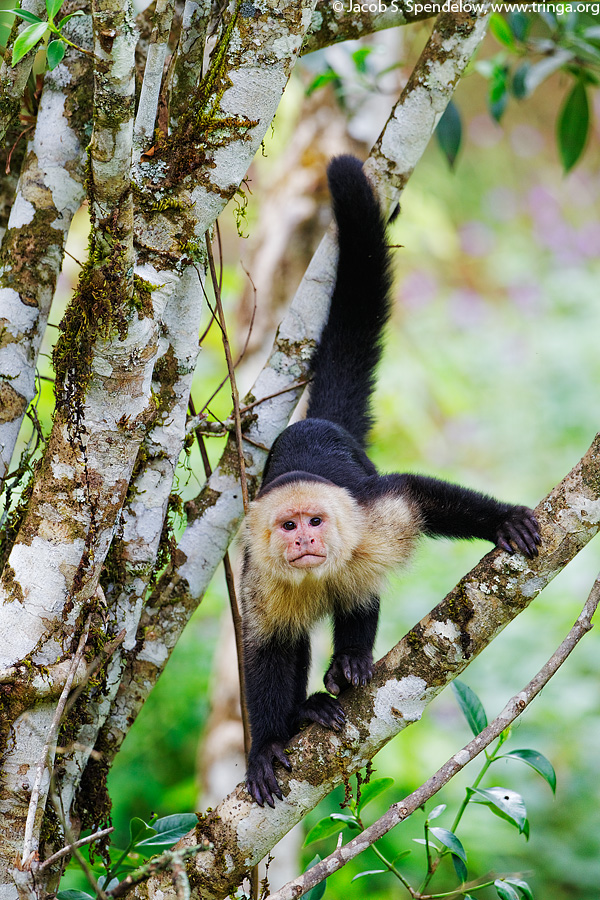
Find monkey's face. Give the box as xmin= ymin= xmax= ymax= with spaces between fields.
xmin=276 ymin=509 xmax=329 ymax=568
xmin=246 ymin=480 xmax=364 ymax=581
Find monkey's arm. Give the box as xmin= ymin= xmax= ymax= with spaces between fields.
xmin=379 ymin=473 xmax=541 ymax=557
xmin=243 ymin=630 xmax=345 ymax=806
xmin=243 ymin=633 xmax=301 ymax=807
xmin=324 ymin=600 xmax=379 ymax=696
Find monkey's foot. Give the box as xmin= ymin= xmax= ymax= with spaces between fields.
xmin=496 ymin=507 xmax=541 ymax=558
xmin=324 ymin=648 xmax=374 ymax=695
xmin=246 ymin=740 xmax=292 ymax=808
xmin=298 ymin=692 xmax=346 ymax=731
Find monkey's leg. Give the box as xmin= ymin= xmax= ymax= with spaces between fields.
xmin=324 ymin=599 xmax=379 ymax=696
xmin=383 ymin=473 xmax=541 ymax=557
xmin=244 ymin=632 xmax=309 ymax=806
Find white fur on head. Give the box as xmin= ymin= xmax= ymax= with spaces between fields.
xmin=241 ymin=479 xmax=420 ymax=640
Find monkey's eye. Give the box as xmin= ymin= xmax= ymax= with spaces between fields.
xmin=309 ymin=517 xmax=322 ymax=527
xmin=282 ymin=521 xmax=296 ymax=531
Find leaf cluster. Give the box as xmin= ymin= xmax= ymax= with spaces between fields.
xmin=58 ymin=813 xmax=200 ymax=900
xmin=468 ymin=10 xmax=598 ymax=171
xmin=7 ymin=0 xmax=85 ymax=70
xmin=303 ymin=681 xmax=557 ymax=900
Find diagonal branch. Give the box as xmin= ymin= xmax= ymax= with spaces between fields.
xmin=301 ymin=0 xmax=438 ymax=56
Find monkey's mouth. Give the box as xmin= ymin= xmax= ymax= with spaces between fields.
xmin=289 ymin=552 xmax=327 ymax=568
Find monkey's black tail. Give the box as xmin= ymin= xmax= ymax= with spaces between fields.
xmin=305 ymin=155 xmax=392 ymax=447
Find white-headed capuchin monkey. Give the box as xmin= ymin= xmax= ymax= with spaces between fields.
xmin=241 ymin=155 xmax=541 ymax=807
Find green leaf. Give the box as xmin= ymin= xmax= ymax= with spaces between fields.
xmin=452 ymin=853 xmax=468 ymax=883
xmin=357 ymin=777 xmax=394 ymax=814
xmin=57 ymin=9 xmax=84 ymax=28
xmin=304 ymin=816 xmax=349 ymax=846
xmin=392 ymin=850 xmax=411 ymax=865
xmin=452 ymin=681 xmax=488 ymax=736
xmin=5 ymin=9 xmax=43 ymax=24
xmin=330 ymin=813 xmax=361 ymax=830
xmin=152 ymin=813 xmax=198 ymax=834
xmin=507 ymin=11 xmax=530 ymax=41
xmin=351 ymin=869 xmax=387 ymax=881
xmin=469 ymin=787 xmax=528 ymax=836
xmin=305 ymin=855 xmax=326 ymax=900
xmin=129 ymin=817 xmax=157 ymax=845
xmin=436 ymin=101 xmax=462 ymax=169
xmin=502 ymin=748 xmax=557 ymax=793
xmin=306 ymin=68 xmax=339 ymax=97
xmin=504 ymin=878 xmax=533 ymax=900
xmin=427 ymin=804 xmax=446 ymax=822
xmin=490 ymin=92 xmax=508 ymax=122
xmin=429 ymin=827 xmax=467 ymax=863
xmin=135 ymin=814 xmax=198 ymax=851
xmin=46 ymin=38 xmax=64 ymax=69
xmin=489 ymin=63 xmax=509 ymax=122
xmin=57 ymin=892 xmax=95 ymax=900
xmin=45 ymin=0 xmax=63 ymax=22
xmin=97 ymin=877 xmax=119 ymax=892
xmin=495 ymin=880 xmax=521 ymax=900
xmin=539 ymin=11 xmax=557 ymax=30
xmin=306 ymin=879 xmax=326 ymax=900
xmin=521 ymin=48 xmax=573 ymax=95
xmin=511 ymin=63 xmax=530 ymax=99
xmin=12 ymin=20 xmax=49 ymax=64
xmin=557 ymin=79 xmax=590 ymax=171
xmin=351 ymin=46 xmax=372 ymax=73
xmin=489 ymin=13 xmax=515 ymax=48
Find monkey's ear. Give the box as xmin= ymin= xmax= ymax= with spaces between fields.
xmin=389 ymin=203 xmax=401 ymax=223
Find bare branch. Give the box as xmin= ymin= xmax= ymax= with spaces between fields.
xmin=20 ymin=618 xmax=91 ymax=867
xmin=38 ymin=826 xmax=115 ymax=871
xmin=266 ymin=575 xmax=600 ymax=900
xmin=134 ymin=0 xmax=176 ymax=151
xmin=302 ymin=0 xmax=437 ymax=56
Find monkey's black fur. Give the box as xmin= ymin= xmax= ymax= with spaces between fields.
xmin=243 ymin=155 xmax=541 ymax=807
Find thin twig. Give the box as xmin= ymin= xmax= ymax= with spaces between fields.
xmin=106 ymin=842 xmax=212 ymax=899
xmin=240 ymin=380 xmax=310 ymax=414
xmin=266 ymin=575 xmax=600 ymax=900
xmin=49 ymin=789 xmax=109 ymax=900
xmin=63 ymin=627 xmax=127 ymax=719
xmin=38 ymin=826 xmax=115 ymax=870
xmin=186 ymin=381 xmax=309 ymax=438
xmin=21 ymin=617 xmax=91 ymax=867
xmin=205 ymin=231 xmax=249 ymax=513
xmin=188 ymin=406 xmax=251 ymax=756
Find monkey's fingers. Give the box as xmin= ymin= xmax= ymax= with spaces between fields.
xmin=246 ymin=742 xmax=291 ymax=807
xmin=298 ymin=692 xmax=346 ymax=731
xmin=496 ymin=507 xmax=541 ymax=559
xmin=325 ymin=648 xmax=374 ymax=695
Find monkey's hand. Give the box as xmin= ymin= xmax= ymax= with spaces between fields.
xmin=496 ymin=506 xmax=541 ymax=558
xmin=297 ymin=692 xmax=346 ymax=731
xmin=246 ymin=741 xmax=292 ymax=808
xmin=324 ymin=648 xmax=374 ymax=696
